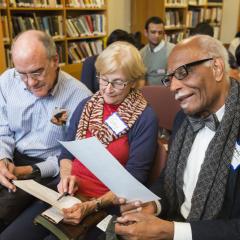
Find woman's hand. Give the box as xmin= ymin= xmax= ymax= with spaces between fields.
xmin=62 ymin=200 xmax=96 ymax=225
xmin=57 ymin=175 xmax=79 ymax=195
xmin=58 ymin=159 xmax=79 ymax=195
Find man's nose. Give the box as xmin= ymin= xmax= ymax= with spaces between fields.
xmin=169 ymin=77 xmax=183 ymax=93
xmin=26 ymin=76 xmax=38 ymax=86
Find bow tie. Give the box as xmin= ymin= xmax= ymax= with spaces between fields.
xmin=188 ymin=113 xmax=220 ymax=132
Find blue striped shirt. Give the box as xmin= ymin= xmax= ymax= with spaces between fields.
xmin=0 ymin=68 xmax=92 ymax=177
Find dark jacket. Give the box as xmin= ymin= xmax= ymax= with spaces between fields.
xmin=151 ymin=110 xmax=240 ymax=240
xmin=80 ymin=55 xmax=99 ymax=93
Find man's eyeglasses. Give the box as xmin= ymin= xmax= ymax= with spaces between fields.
xmin=15 ymin=61 xmax=50 ymax=82
xmin=96 ymin=75 xmax=130 ymax=90
xmin=161 ymin=58 xmax=214 ymax=87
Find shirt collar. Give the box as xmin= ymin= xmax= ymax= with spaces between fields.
xmin=150 ymin=40 xmax=165 ymax=53
xmin=215 ymin=104 xmax=225 ymax=121
xmin=49 ymin=68 xmax=60 ymax=96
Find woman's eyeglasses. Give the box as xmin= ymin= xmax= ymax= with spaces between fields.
xmin=161 ymin=58 xmax=214 ymax=87
xmin=96 ymin=75 xmax=130 ymax=90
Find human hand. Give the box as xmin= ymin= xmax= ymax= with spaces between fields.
xmin=57 ymin=175 xmax=79 ymax=195
xmin=62 ymin=201 xmax=95 ymax=225
xmin=115 ymin=212 xmax=174 ymax=240
xmin=115 ymin=197 xmax=156 ymax=215
xmin=0 ymin=159 xmax=17 ymax=191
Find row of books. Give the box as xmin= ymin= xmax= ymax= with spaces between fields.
xmin=205 ymin=7 xmax=222 ymax=23
xmin=11 ymin=14 xmax=64 ymax=38
xmin=66 ymin=14 xmax=105 ymax=37
xmin=165 ymin=10 xmax=184 ymax=28
xmin=68 ymin=40 xmax=103 ymax=63
xmin=165 ymin=0 xmax=187 ymax=6
xmin=188 ymin=0 xmax=207 ymax=4
xmin=186 ymin=9 xmax=205 ymax=27
xmin=5 ymin=48 xmax=13 ymax=68
xmin=6 ymin=0 xmax=105 ymax=7
xmin=66 ymin=0 xmax=105 ymax=8
xmin=188 ymin=0 xmax=222 ymax=5
xmin=1 ymin=16 xmax=10 ymax=43
xmin=166 ymin=31 xmax=185 ymax=43
xmin=9 ymin=0 xmax=62 ymax=7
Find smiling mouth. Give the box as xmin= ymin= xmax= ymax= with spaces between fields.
xmin=177 ymin=93 xmax=194 ymax=102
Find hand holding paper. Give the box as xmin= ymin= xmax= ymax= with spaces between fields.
xmin=60 ymin=137 xmax=160 ymax=203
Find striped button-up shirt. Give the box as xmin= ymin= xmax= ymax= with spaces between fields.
xmin=0 ymin=68 xmax=92 ymax=177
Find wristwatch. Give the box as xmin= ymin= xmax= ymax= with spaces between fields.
xmin=30 ymin=165 xmax=41 ymax=178
xmin=94 ymin=199 xmax=102 ymax=212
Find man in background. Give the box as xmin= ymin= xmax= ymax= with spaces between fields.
xmin=115 ymin=35 xmax=240 ymax=240
xmin=140 ymin=16 xmax=175 ymax=85
xmin=0 ymin=30 xmax=91 ymax=230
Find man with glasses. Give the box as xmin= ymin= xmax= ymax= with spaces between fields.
xmin=140 ymin=16 xmax=175 ymax=85
xmin=0 ymin=30 xmax=91 ymax=230
xmin=115 ymin=35 xmax=240 ymax=240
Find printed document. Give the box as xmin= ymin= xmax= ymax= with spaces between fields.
xmin=60 ymin=137 xmax=160 ymax=203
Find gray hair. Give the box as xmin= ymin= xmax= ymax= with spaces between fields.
xmin=182 ymin=34 xmax=230 ymax=74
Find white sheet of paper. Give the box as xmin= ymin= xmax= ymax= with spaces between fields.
xmin=13 ymin=180 xmax=81 ymax=223
xmin=60 ymin=137 xmax=160 ymax=203
xmin=97 ymin=215 xmax=113 ymax=232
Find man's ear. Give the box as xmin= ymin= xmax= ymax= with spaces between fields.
xmin=51 ymin=54 xmax=59 ymax=70
xmin=212 ymin=58 xmax=224 ymax=82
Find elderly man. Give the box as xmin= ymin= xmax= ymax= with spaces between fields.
xmin=115 ymin=35 xmax=240 ymax=240
xmin=0 ymin=30 xmax=91 ymax=229
xmin=140 ymin=16 xmax=174 ymax=85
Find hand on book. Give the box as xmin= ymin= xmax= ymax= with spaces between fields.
xmin=62 ymin=200 xmax=96 ymax=225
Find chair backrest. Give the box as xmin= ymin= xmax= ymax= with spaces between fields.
xmin=147 ymin=139 xmax=168 ymax=186
xmin=141 ymin=85 xmax=181 ymax=131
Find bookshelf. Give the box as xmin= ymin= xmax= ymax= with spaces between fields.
xmin=131 ymin=0 xmax=223 ymax=44
xmin=0 ymin=0 xmax=107 ymax=78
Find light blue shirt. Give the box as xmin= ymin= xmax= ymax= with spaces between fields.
xmin=0 ymin=68 xmax=92 ymax=177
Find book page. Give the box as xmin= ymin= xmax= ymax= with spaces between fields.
xmin=13 ymin=180 xmax=81 ymax=223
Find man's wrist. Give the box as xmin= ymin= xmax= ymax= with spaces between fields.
xmin=31 ymin=165 xmax=41 ymax=178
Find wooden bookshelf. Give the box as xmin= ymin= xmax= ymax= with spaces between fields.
xmin=131 ymin=0 xmax=223 ymax=44
xmin=0 ymin=0 xmax=108 ymax=77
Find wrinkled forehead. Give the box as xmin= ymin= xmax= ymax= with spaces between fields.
xmin=167 ymin=41 xmax=206 ymax=73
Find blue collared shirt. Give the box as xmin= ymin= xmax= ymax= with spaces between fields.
xmin=0 ymin=68 xmax=92 ymax=177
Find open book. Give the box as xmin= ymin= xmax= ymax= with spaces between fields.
xmin=13 ymin=180 xmax=81 ymax=224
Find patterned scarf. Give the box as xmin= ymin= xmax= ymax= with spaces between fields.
xmin=75 ymin=89 xmax=147 ymax=146
xmin=164 ymin=79 xmax=240 ymax=221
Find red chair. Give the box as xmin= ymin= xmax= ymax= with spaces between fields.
xmin=141 ymin=85 xmax=180 ymax=131
xmin=142 ymin=86 xmax=181 ymax=185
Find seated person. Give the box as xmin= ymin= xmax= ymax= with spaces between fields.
xmin=81 ymin=29 xmax=137 ymax=93
xmin=0 ymin=30 xmax=91 ymax=231
xmin=0 ymin=41 xmax=158 ymax=240
xmin=115 ymin=35 xmax=240 ymax=240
